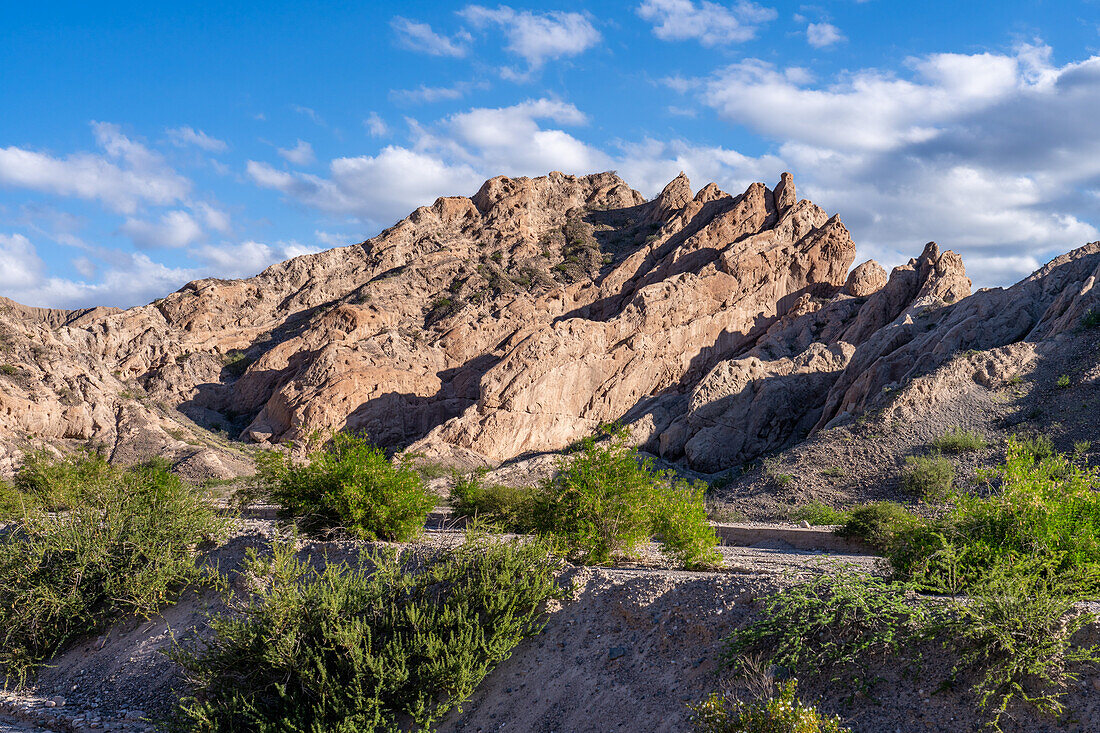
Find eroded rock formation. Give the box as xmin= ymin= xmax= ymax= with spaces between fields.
xmin=0 ymin=169 xmax=1097 ymax=477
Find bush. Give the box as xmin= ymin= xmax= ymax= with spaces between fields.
xmin=1056 ymin=374 xmax=1071 ymax=389
xmin=172 ymin=531 xmax=564 ymax=732
xmin=943 ymin=555 xmax=1100 ymax=730
xmin=257 ymin=432 xmax=436 ymax=541
xmin=931 ymin=427 xmax=988 ymax=453
xmin=1014 ymin=433 xmax=1055 ymax=462
xmin=532 ymin=432 xmax=720 ymax=568
xmin=450 ymin=470 xmax=537 ymax=533
xmin=789 ymin=501 xmax=848 ymax=525
xmin=1082 ymin=308 xmax=1100 ymax=329
xmin=0 ymin=456 xmax=225 ymax=684
xmin=692 ymin=681 xmax=849 ymax=733
xmin=837 ymin=501 xmax=920 ymax=550
xmin=724 ymin=572 xmax=932 ymax=693
xmin=891 ymin=438 xmax=1100 ymax=593
xmin=8 ymin=448 xmax=116 ymax=512
xmin=901 ymin=452 xmax=953 ymax=500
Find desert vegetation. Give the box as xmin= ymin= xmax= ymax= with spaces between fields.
xmin=172 ymin=531 xmax=563 ymax=732
xmin=725 ymin=438 xmax=1100 ymax=730
xmin=450 ymin=431 xmax=721 ymax=569
xmin=255 ymin=432 xmax=436 ymax=541
xmin=692 ymin=680 xmax=850 ymax=733
xmin=0 ymin=452 xmax=225 ymax=685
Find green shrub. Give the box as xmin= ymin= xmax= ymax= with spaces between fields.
xmin=1082 ymin=308 xmax=1100 ymax=329
xmin=762 ymin=456 xmax=794 ymax=488
xmin=0 ymin=456 xmax=225 ymax=684
xmin=450 ymin=471 xmax=537 ymax=533
xmin=901 ymin=452 xmax=953 ymax=500
xmin=1014 ymin=433 xmax=1055 ymax=462
xmin=837 ymin=501 xmax=920 ymax=550
xmin=9 ymin=448 xmax=116 ymax=512
xmin=1056 ymin=374 xmax=1071 ymax=389
xmin=532 ymin=432 xmax=720 ymax=568
xmin=942 ymin=555 xmax=1100 ymax=730
xmin=891 ymin=438 xmax=1100 ymax=593
xmin=0 ymin=364 xmax=17 ymax=377
xmin=256 ymin=432 xmax=435 ymax=541
xmin=172 ymin=531 xmax=564 ymax=732
xmin=725 ymin=572 xmax=932 ymax=692
xmin=789 ymin=501 xmax=848 ymax=526
xmin=931 ymin=427 xmax=988 ymax=453
xmin=691 ymin=681 xmax=849 ymax=733
xmin=221 ymin=349 xmax=252 ymax=378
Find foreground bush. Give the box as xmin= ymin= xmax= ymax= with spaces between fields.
xmin=531 ymin=432 xmax=720 ymax=568
xmin=725 ymin=565 xmax=1100 ymax=731
xmin=692 ymin=681 xmax=849 ymax=733
xmin=0 ymin=455 xmax=225 ymax=684
xmin=257 ymin=432 xmax=435 ymax=541
xmin=0 ymin=448 xmax=115 ymax=518
xmin=173 ymin=531 xmax=564 ymax=732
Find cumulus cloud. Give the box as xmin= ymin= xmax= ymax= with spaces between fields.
xmin=365 ymin=112 xmax=389 ymax=137
xmin=0 ymin=122 xmax=190 ymax=214
xmin=806 ymin=22 xmax=845 ymax=48
xmin=391 ymin=16 xmax=470 ymax=57
xmin=166 ymin=126 xmax=228 ymax=152
xmin=460 ymin=5 xmax=601 ymax=72
xmin=119 ymin=210 xmax=204 ymax=249
xmin=637 ymin=0 xmax=777 ymax=46
xmin=277 ymin=139 xmax=316 ymax=166
xmin=197 ymin=240 xmax=319 ymax=278
xmin=247 ymin=99 xmax=605 ymax=226
xmin=0 ymin=233 xmax=45 ymax=289
xmin=687 ymin=44 xmax=1100 ymax=285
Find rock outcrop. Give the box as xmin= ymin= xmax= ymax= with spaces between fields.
xmin=0 ymin=169 xmax=1097 ymax=477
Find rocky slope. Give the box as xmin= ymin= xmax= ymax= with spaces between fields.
xmin=0 ymin=169 xmax=1097 ymax=482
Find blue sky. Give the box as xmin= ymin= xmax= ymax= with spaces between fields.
xmin=2 ymin=0 xmax=1099 ymax=308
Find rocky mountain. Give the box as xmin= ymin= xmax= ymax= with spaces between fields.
xmin=0 ymin=170 xmax=1097 ymax=480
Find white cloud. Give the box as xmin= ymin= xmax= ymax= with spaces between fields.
xmin=390 ymin=16 xmax=470 ymax=57
xmin=0 ymin=233 xmax=45 ymax=289
xmin=195 ymin=202 xmax=231 ymax=233
xmin=166 ymin=126 xmax=228 ymax=153
xmin=119 ymin=210 xmax=204 ymax=249
xmin=197 ymin=240 xmax=320 ymax=278
xmin=290 ymin=105 xmax=325 ymax=126
xmin=460 ymin=5 xmax=601 ymax=71
xmin=680 ymin=44 xmax=1100 ymax=286
xmin=277 ymin=139 xmax=316 ymax=166
xmin=365 ymin=112 xmax=389 ymax=137
xmin=0 ymin=122 xmax=190 ymax=214
xmin=248 ymin=99 xmax=604 ymax=225
xmin=637 ymin=0 xmax=777 ymax=46
xmin=389 ymin=81 xmax=487 ymax=105
xmin=806 ymin=22 xmax=845 ymax=48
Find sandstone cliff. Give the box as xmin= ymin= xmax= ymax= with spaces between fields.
xmin=0 ymin=169 xmax=1095 ymax=479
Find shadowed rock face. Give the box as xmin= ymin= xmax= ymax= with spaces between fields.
xmin=0 ymin=169 xmax=1096 ymax=477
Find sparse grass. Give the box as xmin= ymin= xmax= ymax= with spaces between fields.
xmin=532 ymin=431 xmax=720 ymax=568
xmin=0 ymin=455 xmax=226 ymax=685
xmin=762 ymin=456 xmax=794 ymax=488
xmin=171 ymin=530 xmax=565 ymax=732
xmin=256 ymin=432 xmax=436 ymax=541
xmin=821 ymin=466 xmax=845 ymax=478
xmin=789 ymin=501 xmax=848 ymax=526
xmin=0 ymin=364 xmax=17 ymax=377
xmin=708 ymin=502 xmax=748 ymax=524
xmin=931 ymin=427 xmax=988 ymax=453
xmin=691 ymin=680 xmax=850 ymax=733
xmin=901 ymin=452 xmax=953 ymax=501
